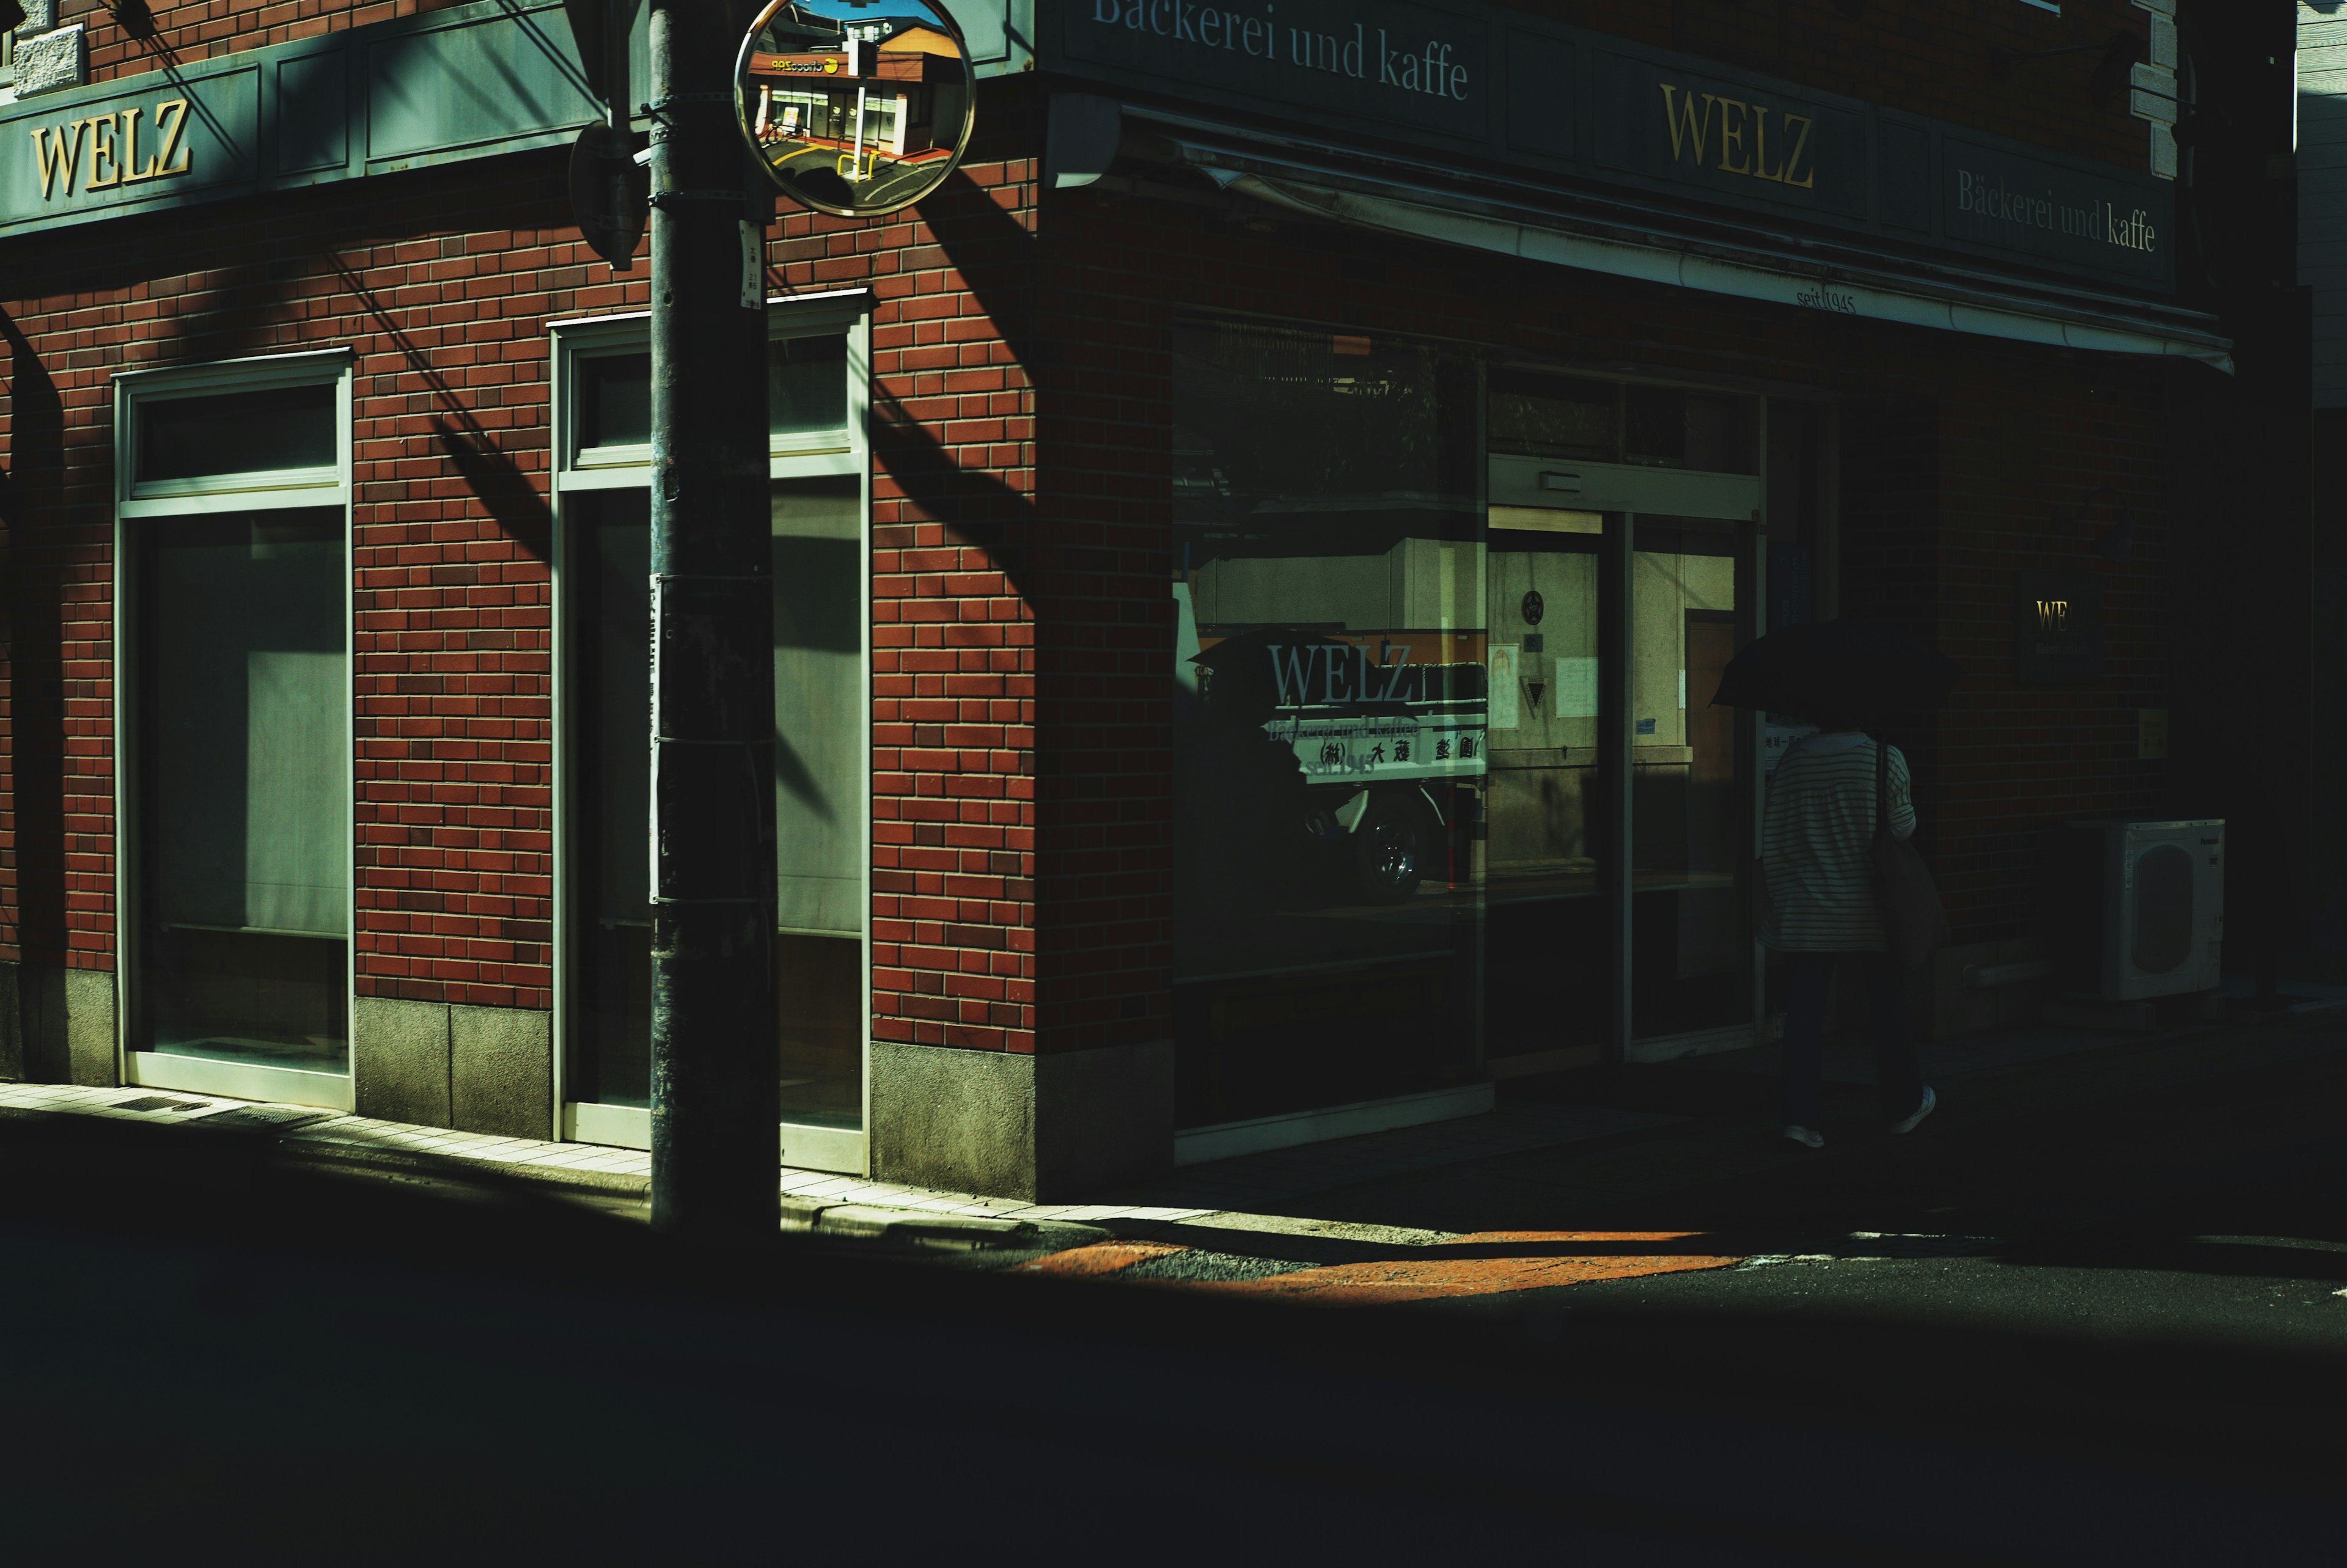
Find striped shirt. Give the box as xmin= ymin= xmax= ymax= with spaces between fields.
xmin=1761 ymin=733 xmax=1914 ymax=953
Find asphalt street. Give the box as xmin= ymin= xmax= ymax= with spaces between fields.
xmin=4 ymin=1015 xmax=2345 ymax=1559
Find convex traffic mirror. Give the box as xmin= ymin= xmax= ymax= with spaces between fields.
xmin=736 ymin=0 xmax=976 ymax=218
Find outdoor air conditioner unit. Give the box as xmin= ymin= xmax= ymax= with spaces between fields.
xmin=2054 ymin=820 xmax=2225 ymax=1002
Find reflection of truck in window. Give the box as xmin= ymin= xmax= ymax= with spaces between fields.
xmin=1178 ymin=580 xmax=1486 ymax=904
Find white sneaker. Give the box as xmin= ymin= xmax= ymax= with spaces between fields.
xmin=1782 ymin=1124 xmax=1824 ymax=1149
xmin=1889 ymin=1085 xmax=1937 ymax=1135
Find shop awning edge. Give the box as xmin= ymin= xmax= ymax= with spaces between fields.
xmin=1175 ymin=152 xmax=2235 ymax=376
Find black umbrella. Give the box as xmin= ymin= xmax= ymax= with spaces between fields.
xmin=1710 ymin=619 xmax=1961 ymax=722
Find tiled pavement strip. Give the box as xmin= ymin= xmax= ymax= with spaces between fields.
xmin=0 ymin=1079 xmax=1790 ymax=1299
xmin=0 ymin=1075 xmax=2041 ymax=1305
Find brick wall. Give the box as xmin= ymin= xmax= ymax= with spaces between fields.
xmin=772 ymin=96 xmax=1045 ymax=1058
xmin=0 ymin=78 xmax=1049 ymax=1044
xmin=1 ymin=156 xmax=601 ymax=1004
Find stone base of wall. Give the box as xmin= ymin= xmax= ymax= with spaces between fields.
xmin=869 ymin=1039 xmax=1174 ymax=1201
xmin=0 ymin=961 xmax=116 ymax=1086
xmin=353 ymin=997 xmax=552 ymax=1139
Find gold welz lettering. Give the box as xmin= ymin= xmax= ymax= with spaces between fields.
xmin=1657 ymin=82 xmax=1815 ymax=190
xmin=30 ymin=98 xmax=193 ymax=201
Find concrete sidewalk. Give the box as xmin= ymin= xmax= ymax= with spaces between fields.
xmin=4 ymin=1002 xmax=2338 ymax=1285
xmin=0 ymin=1077 xmax=1680 ymax=1247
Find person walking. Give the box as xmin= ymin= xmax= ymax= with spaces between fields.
xmin=1761 ymin=719 xmax=1937 ymax=1148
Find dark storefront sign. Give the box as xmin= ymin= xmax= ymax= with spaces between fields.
xmin=1043 ymin=0 xmax=2175 ymax=295
xmin=1069 ymin=0 xmax=1488 ymax=139
xmin=1941 ymin=137 xmax=2167 ymax=289
xmin=0 ymin=0 xmax=600 ymax=238
xmin=1582 ymin=48 xmax=1868 ymax=222
xmin=2013 ymin=570 xmax=2107 ymax=686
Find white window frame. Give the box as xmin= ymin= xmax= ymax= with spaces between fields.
xmin=111 ymin=349 xmax=357 ymax=1111
xmin=116 ymin=353 xmax=354 ymax=515
xmin=547 ymin=291 xmax=873 ymax=1173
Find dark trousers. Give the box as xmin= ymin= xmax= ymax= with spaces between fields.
xmin=1780 ymin=951 xmax=1925 ymax=1129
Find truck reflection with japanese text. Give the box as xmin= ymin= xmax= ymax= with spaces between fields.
xmin=1177 ymin=584 xmax=1488 ymax=907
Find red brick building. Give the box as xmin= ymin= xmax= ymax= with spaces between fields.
xmin=0 ymin=1 xmax=2294 ymax=1198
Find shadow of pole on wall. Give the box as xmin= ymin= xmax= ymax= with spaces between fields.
xmin=0 ymin=310 xmax=76 ymax=1080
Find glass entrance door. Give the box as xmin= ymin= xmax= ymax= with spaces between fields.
xmin=1628 ymin=516 xmax=1757 ymax=1044
xmin=556 ymin=316 xmax=871 ymax=1165
xmin=1480 ymin=510 xmax=1610 ymax=1063
xmin=560 ymin=478 xmax=867 ymax=1128
xmin=118 ymin=365 xmax=353 ymax=1107
xmin=1483 ymin=372 xmax=1765 ymax=1064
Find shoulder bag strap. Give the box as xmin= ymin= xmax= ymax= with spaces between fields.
xmin=1873 ymin=734 xmax=1889 ymax=845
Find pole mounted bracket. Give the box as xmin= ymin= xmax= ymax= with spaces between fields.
xmin=649 ymin=189 xmax=754 ymax=207
xmin=641 ymin=92 xmax=736 ymax=119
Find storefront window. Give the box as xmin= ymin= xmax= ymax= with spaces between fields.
xmin=558 ymin=315 xmax=868 ymax=1146
xmin=562 ymin=487 xmax=653 ymax=1107
xmin=120 ymin=363 xmax=352 ymax=1099
xmin=576 ymin=353 xmax=651 ymax=450
xmin=136 ymin=384 xmax=339 ymax=483
xmin=1175 ymin=324 xmax=1768 ymax=1126
xmin=1172 ymin=322 xmax=1485 ymax=1126
xmin=134 ymin=511 xmax=349 ymax=1072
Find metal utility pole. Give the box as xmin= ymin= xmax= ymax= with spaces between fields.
xmin=647 ymin=0 xmax=777 ymax=1240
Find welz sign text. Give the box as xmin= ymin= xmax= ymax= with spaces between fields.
xmin=1070 ymin=0 xmax=1487 ymax=139
xmin=1657 ymin=82 xmax=1815 ymax=190
xmin=1587 ymin=51 xmax=1865 ymax=219
xmin=29 ymin=98 xmax=194 ymax=202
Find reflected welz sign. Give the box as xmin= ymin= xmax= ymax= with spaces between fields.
xmin=1258 ymin=639 xmax=1487 ymax=782
xmin=1070 ymin=0 xmax=1488 ymax=137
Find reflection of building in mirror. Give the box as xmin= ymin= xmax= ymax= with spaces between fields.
xmin=747 ymin=24 xmax=959 ymax=185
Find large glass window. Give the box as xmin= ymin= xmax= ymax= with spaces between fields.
xmin=1172 ymin=323 xmax=1485 ymax=1126
xmin=133 ymin=511 xmax=349 ymax=1071
xmin=136 ymin=384 xmax=338 ymax=483
xmin=769 ymin=474 xmax=865 ymax=1124
xmin=558 ymin=316 xmax=868 ymax=1145
xmin=1174 ymin=324 xmax=1769 ymax=1129
xmin=563 ymin=488 xmax=654 ymax=1108
xmin=119 ymin=361 xmax=351 ymax=1102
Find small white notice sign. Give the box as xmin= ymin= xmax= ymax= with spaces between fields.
xmin=1489 ymin=644 xmax=1520 ymax=728
xmin=1555 ymin=656 xmax=1599 ymax=718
